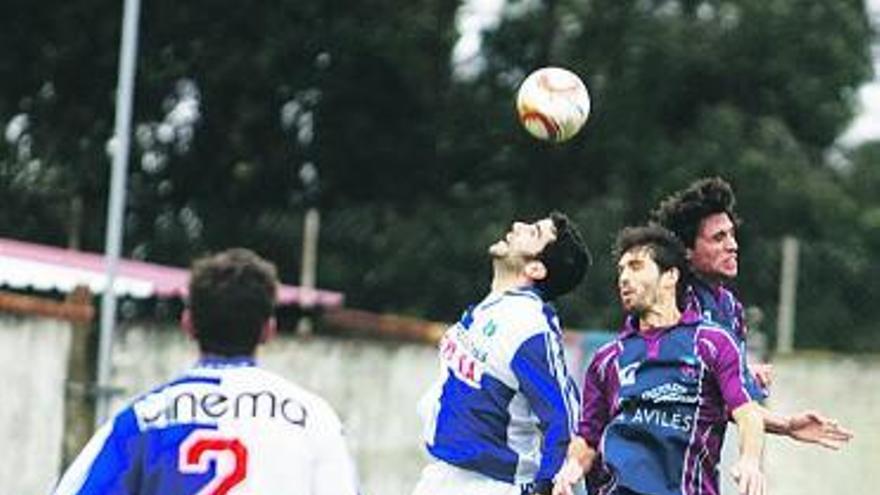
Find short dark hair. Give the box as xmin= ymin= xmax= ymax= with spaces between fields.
xmin=614 ymin=225 xmax=690 ymax=306
xmin=650 ymin=177 xmax=740 ymax=248
xmin=535 ymin=211 xmax=592 ymax=300
xmin=188 ymin=248 xmax=278 ymax=356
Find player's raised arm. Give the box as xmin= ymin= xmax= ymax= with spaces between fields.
xmin=698 ymin=327 xmax=766 ymax=495
xmin=759 ymin=406 xmax=854 ymax=449
xmin=730 ymin=402 xmax=766 ymax=495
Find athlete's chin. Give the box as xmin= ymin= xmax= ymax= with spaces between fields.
xmin=488 ymin=242 xmax=506 ymax=257
xmin=719 ymin=264 xmax=738 ymax=279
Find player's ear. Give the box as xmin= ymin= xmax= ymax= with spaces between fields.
xmin=524 ymin=259 xmax=548 ymax=282
xmin=259 ymin=316 xmax=278 ymax=344
xmin=662 ymin=267 xmax=680 ymax=288
xmin=180 ymin=308 xmax=196 ymax=340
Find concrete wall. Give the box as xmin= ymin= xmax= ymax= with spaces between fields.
xmin=763 ymin=354 xmax=879 ymax=495
xmin=2 ymin=317 xmax=877 ymax=495
xmin=715 ymin=354 xmax=879 ymax=495
xmin=0 ymin=315 xmax=70 ymax=495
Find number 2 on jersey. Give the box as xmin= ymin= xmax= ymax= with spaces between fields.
xmin=179 ymin=431 xmax=248 ymax=495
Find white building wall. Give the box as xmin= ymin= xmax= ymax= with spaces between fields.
xmin=1 ymin=318 xmax=876 ymax=495
xmin=0 ymin=316 xmax=71 ymax=495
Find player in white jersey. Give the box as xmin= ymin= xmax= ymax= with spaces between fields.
xmin=51 ymin=248 xmax=359 ymax=495
xmin=414 ymin=211 xmax=591 ymax=495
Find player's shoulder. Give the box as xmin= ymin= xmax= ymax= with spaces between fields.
xmin=693 ymin=322 xmax=740 ymax=358
xmin=127 ymin=372 xmax=214 ymax=414
xmin=593 ymin=338 xmax=622 ymax=361
xmin=240 ymin=367 xmax=342 ymax=417
xmin=694 ymin=318 xmax=728 ymax=334
xmin=133 ymin=365 xmax=344 ymax=429
xmin=487 ymin=288 xmax=552 ymax=334
xmin=588 ymin=339 xmax=622 ymax=378
xmin=233 ymin=367 xmax=349 ymax=437
xmin=717 ymin=282 xmax=742 ymax=301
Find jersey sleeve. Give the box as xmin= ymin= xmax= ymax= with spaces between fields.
xmin=578 ymin=346 xmax=615 ymax=448
xmin=51 ymin=409 xmax=142 ymax=495
xmin=697 ymin=328 xmax=752 ymax=412
xmin=510 ymin=332 xmax=574 ymax=486
xmin=740 ymin=352 xmax=768 ymax=401
xmin=733 ymin=304 xmax=769 ymax=402
xmin=310 ymin=402 xmax=361 ymax=495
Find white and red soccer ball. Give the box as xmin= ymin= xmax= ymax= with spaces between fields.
xmin=516 ymin=66 xmax=591 ymax=143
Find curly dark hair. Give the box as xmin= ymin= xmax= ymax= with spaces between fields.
xmin=188 ymin=248 xmax=278 ymax=356
xmin=613 ymin=224 xmax=690 ymax=308
xmin=535 ymin=211 xmax=592 ymax=300
xmin=650 ymin=177 xmax=740 ymax=248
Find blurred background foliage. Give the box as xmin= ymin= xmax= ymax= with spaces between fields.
xmin=0 ymin=0 xmax=878 ymax=351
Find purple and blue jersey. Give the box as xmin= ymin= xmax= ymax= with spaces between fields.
xmin=579 ymin=309 xmax=753 ymax=495
xmin=52 ymin=358 xmax=359 ymax=495
xmin=686 ymin=279 xmax=767 ymax=401
xmin=418 ymin=288 xmax=580 ymax=490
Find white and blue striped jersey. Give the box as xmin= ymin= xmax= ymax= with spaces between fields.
xmin=52 ymin=357 xmax=359 ymax=495
xmin=418 ymin=287 xmax=580 ymax=488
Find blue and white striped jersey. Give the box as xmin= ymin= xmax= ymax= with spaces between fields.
xmin=51 ymin=358 xmax=359 ymax=495
xmin=418 ymin=287 xmax=580 ymax=487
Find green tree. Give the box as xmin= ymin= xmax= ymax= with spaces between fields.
xmin=0 ymin=0 xmax=875 ymax=350
xmin=439 ymin=0 xmax=874 ymax=344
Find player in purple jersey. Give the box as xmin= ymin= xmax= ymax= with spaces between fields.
xmin=51 ymin=249 xmax=359 ymax=495
xmin=652 ymin=177 xmax=770 ymax=395
xmin=651 ymin=177 xmax=853 ymax=449
xmin=554 ymin=225 xmax=766 ymax=495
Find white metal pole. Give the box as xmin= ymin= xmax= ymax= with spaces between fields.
xmin=776 ymin=236 xmax=800 ymax=354
xmin=296 ymin=207 xmax=320 ymax=335
xmin=96 ymin=0 xmax=142 ymax=427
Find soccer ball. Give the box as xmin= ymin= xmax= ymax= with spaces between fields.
xmin=516 ymin=67 xmax=591 ymax=143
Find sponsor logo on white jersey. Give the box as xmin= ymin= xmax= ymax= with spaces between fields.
xmin=439 ymin=328 xmax=487 ymax=388
xmin=133 ymin=386 xmax=309 ymax=429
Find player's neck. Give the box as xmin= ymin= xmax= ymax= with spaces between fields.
xmin=639 ymin=300 xmax=681 ymax=331
xmin=199 ymin=352 xmax=256 ymax=362
xmin=694 ymin=271 xmax=725 ymax=290
xmin=490 ymin=266 xmax=532 ymax=295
